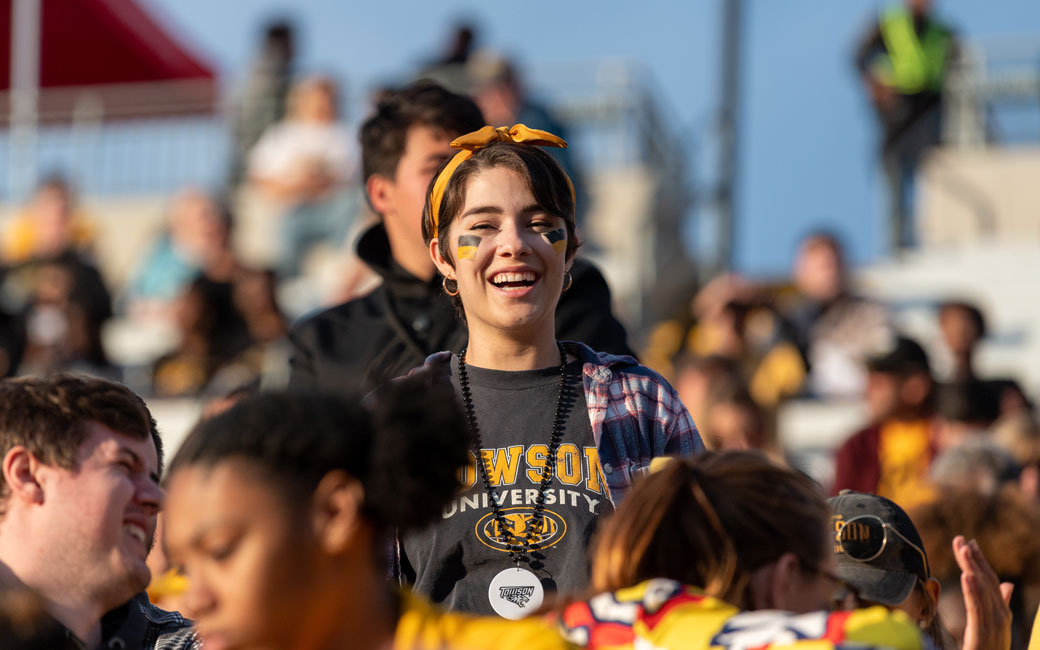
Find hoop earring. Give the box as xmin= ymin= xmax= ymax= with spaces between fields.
xmin=562 ymin=271 xmax=573 ymax=292
xmin=442 ymin=277 xmax=459 ymax=296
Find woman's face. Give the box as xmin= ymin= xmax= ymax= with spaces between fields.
xmin=432 ymin=165 xmax=571 ymax=337
xmin=164 ymin=462 xmax=320 ymax=650
xmin=788 ymin=543 xmax=841 ymax=614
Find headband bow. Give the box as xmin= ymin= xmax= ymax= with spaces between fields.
xmin=426 ymin=124 xmax=572 ymax=234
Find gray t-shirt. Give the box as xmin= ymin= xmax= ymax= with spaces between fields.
xmin=401 ymin=358 xmax=612 ymax=615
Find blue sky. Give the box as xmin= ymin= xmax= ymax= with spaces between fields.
xmin=146 ymin=0 xmax=1040 ymax=276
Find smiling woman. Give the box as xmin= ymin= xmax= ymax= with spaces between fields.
xmin=406 ymin=125 xmax=704 ymax=619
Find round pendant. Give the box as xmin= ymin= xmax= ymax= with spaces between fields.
xmin=488 ymin=567 xmax=544 ymax=619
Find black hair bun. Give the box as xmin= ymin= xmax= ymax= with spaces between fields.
xmin=363 ymin=378 xmax=469 ymax=531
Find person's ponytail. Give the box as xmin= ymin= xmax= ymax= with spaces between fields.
xmin=589 ymin=451 xmax=828 ymax=608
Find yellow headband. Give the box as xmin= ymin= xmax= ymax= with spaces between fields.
xmin=426 ymin=124 xmax=572 ymax=235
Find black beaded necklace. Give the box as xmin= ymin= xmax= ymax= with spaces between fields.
xmin=456 ymin=341 xmax=568 ymax=567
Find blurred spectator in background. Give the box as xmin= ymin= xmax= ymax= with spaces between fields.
xmin=935 ymin=300 xmax=986 ymax=382
xmin=992 ymin=407 xmax=1040 ymax=500
xmin=832 ymin=335 xmax=937 ymax=507
xmin=226 ymin=19 xmax=295 ymax=191
xmin=152 ymin=268 xmax=285 ymax=398
xmin=468 ymin=52 xmax=588 ymax=227
xmin=780 ymin=232 xmax=890 ymax=399
xmin=440 ymin=22 xmax=476 ymax=66
xmin=0 ymin=298 xmax=23 ymax=378
xmin=673 ymin=353 xmax=774 ymax=453
xmin=933 ymin=380 xmax=1000 ymax=452
xmin=991 ymin=379 xmax=1034 ymax=421
xmin=686 ymin=274 xmax=758 ymax=360
xmin=124 ymin=189 xmax=234 ymax=321
xmin=673 ymin=354 xmax=743 ymax=433
xmin=130 ymin=195 xmax=285 ymax=397
xmin=912 ymin=448 xmax=1040 ymax=649
xmin=928 ymin=438 xmax=1019 ymax=495
xmin=0 ymin=177 xmax=114 ymax=378
xmin=418 ymin=21 xmax=478 ymax=93
xmin=15 ymin=259 xmax=115 ymax=379
xmin=702 ymin=381 xmax=771 ymax=453
xmin=1 ymin=175 xmax=94 ymax=266
xmin=682 ymin=273 xmax=805 ymax=409
xmin=248 ymin=75 xmax=359 ymax=278
xmin=856 ymin=0 xmax=956 ymax=251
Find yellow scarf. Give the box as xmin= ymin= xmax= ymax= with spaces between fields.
xmin=426 ymin=124 xmax=571 ymax=235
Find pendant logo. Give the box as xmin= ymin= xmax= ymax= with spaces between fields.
xmin=475 ymin=507 xmax=567 ymax=552
xmin=499 ymin=586 xmax=536 ymax=608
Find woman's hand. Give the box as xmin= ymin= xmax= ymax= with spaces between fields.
xmin=411 ymin=351 xmax=453 ymax=387
xmin=956 ymin=535 xmax=1013 ymax=650
xmin=363 ymin=351 xmax=454 ymax=409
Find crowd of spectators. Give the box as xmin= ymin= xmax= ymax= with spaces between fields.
xmin=0 ymin=10 xmax=1037 ymax=650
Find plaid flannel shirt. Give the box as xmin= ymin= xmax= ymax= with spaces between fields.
xmin=66 ymin=593 xmax=198 ymax=650
xmin=565 ymin=341 xmax=703 ymax=504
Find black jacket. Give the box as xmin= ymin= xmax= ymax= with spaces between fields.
xmin=288 ymin=223 xmax=634 ymax=394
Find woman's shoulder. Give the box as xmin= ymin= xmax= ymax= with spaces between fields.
xmin=558 ymin=579 xmax=930 ymax=650
xmin=565 ymin=341 xmax=674 ymax=389
xmin=557 ymin=579 xmax=733 ymax=649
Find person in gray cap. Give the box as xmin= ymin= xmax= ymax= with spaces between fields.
xmin=829 ymin=490 xmax=1013 ymax=650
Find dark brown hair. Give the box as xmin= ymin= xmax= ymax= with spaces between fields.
xmin=360 ymin=80 xmax=484 ymax=185
xmin=590 ymin=451 xmax=828 ymax=608
xmin=421 ymin=142 xmax=579 ymax=267
xmin=938 ymin=300 xmax=986 ymax=338
xmin=0 ymin=374 xmax=161 ymax=515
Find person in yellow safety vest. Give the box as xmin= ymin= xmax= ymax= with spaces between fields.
xmin=855 ymin=0 xmax=956 ymax=252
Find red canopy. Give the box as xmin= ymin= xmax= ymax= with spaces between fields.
xmin=0 ymin=0 xmax=217 ymax=121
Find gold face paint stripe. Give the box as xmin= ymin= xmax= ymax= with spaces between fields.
xmin=544 ymin=228 xmax=567 ymax=254
xmin=457 ymin=235 xmax=481 ymax=260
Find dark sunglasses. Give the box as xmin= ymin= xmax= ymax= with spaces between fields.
xmin=835 ymin=514 xmax=930 ymax=576
xmin=800 ymin=559 xmax=863 ymax=611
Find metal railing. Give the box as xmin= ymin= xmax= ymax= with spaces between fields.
xmin=943 ymin=34 xmax=1040 ymax=148
xmin=1 ymin=78 xmax=222 ymax=201
xmin=0 ymin=62 xmax=692 ymax=201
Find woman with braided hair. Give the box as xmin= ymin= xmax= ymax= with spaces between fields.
xmin=406 ymin=124 xmax=703 ymax=618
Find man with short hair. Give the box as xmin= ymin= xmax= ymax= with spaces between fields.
xmin=0 ymin=374 xmax=196 ymax=650
xmin=289 ymin=80 xmax=633 ymax=393
xmin=832 ymin=336 xmax=937 ymax=508
xmin=782 ymin=231 xmax=891 ymax=399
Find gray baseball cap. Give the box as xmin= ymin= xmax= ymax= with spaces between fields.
xmin=828 ymin=490 xmax=930 ymax=606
